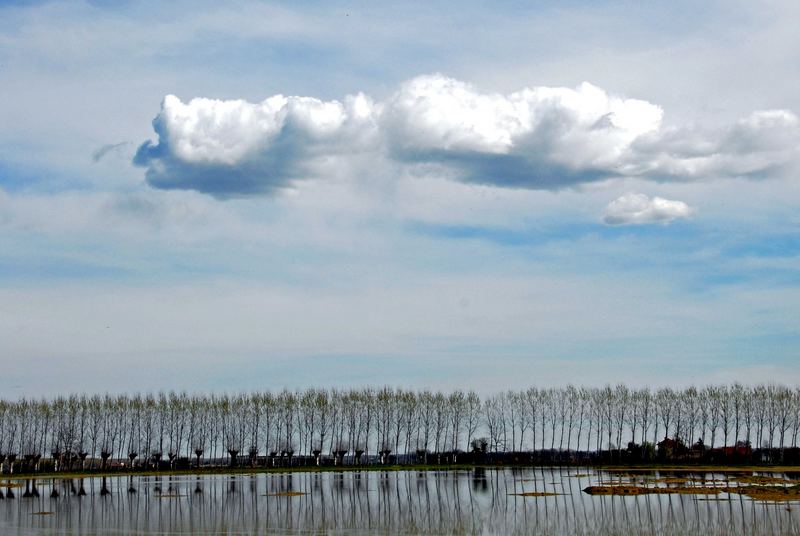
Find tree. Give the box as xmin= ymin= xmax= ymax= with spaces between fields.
xmin=464 ymin=391 xmax=481 ymax=453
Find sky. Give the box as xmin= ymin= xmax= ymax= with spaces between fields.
xmin=0 ymin=0 xmax=799 ymax=396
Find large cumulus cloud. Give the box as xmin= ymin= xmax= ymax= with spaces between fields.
xmin=135 ymin=93 xmax=380 ymax=196
xmin=134 ymin=74 xmax=800 ymax=197
xmin=383 ymin=76 xmax=664 ymax=188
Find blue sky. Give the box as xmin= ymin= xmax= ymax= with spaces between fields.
xmin=0 ymin=0 xmax=799 ymax=396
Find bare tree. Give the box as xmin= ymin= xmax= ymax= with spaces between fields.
xmin=463 ymin=391 xmax=481 ymax=453
xmin=656 ymin=388 xmax=675 ymax=443
xmin=0 ymin=383 xmax=798 ymax=475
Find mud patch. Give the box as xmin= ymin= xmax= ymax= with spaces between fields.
xmin=727 ymin=486 xmax=800 ymax=502
xmin=584 ymin=485 xmax=722 ymax=496
xmin=731 ymin=475 xmax=795 ymax=485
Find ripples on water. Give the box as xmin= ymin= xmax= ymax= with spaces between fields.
xmin=0 ymin=468 xmax=799 ymax=535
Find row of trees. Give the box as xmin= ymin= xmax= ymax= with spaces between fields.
xmin=1 ymin=384 xmax=799 ymax=473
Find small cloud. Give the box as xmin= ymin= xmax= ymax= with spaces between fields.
xmin=603 ymin=193 xmax=693 ymax=226
xmin=92 ymin=141 xmax=130 ymax=162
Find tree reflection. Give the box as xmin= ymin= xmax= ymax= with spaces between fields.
xmin=0 ymin=469 xmax=798 ymax=534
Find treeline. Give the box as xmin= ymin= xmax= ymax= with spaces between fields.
xmin=1 ymin=384 xmax=799 ymax=473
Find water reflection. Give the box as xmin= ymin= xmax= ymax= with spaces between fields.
xmin=0 ymin=469 xmax=798 ymax=534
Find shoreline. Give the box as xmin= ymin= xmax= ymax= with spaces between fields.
xmin=5 ymin=463 xmax=800 ymax=482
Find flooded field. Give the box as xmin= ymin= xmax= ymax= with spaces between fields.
xmin=1 ymin=467 xmax=800 ymax=535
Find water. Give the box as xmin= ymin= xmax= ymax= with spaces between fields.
xmin=0 ymin=468 xmax=798 ymax=535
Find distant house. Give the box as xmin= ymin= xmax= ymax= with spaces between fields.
xmin=657 ymin=437 xmax=677 ymax=457
xmin=657 ymin=437 xmax=687 ymax=459
xmin=712 ymin=444 xmax=752 ymax=458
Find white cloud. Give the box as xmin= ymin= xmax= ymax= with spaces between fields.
xmin=386 ymin=75 xmax=662 ymax=161
xmin=385 ymin=77 xmax=798 ymax=186
xmin=154 ymin=93 xmax=378 ymax=165
xmin=627 ymin=109 xmax=800 ymax=180
xmin=133 ymin=74 xmax=799 ymax=197
xmin=134 ymin=91 xmax=380 ymax=195
xmin=603 ymin=193 xmax=693 ymax=225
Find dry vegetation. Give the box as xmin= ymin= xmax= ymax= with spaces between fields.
xmin=730 ymin=486 xmax=800 ymax=501
xmin=730 ymin=474 xmax=795 ymax=485
xmin=585 ymin=472 xmax=800 ymax=502
xmin=584 ymin=485 xmax=722 ymax=496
